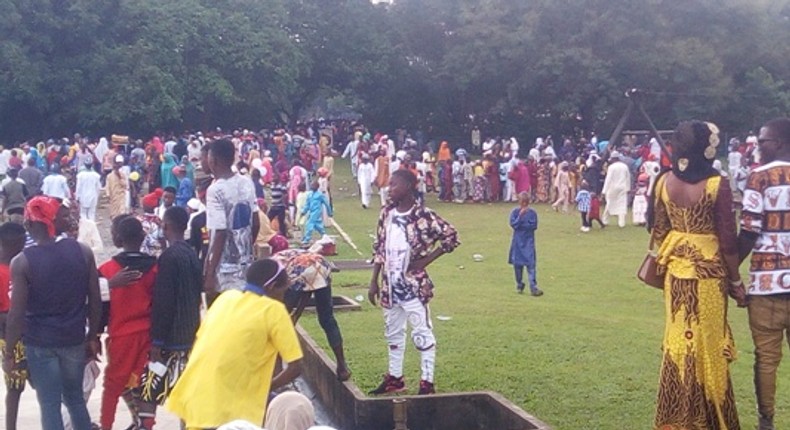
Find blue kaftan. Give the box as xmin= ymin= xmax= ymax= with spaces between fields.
xmin=508 ymin=207 xmax=538 ymax=266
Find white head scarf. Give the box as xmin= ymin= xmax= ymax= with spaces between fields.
xmin=712 ymin=159 xmax=728 ymax=177
xmin=265 ymin=391 xmax=315 ymax=430
xmin=482 ymin=139 xmax=494 ymax=152
xmin=217 ymin=420 xmax=263 ymax=430
xmin=95 ymin=137 xmax=109 ymax=164
xmin=586 ymin=153 xmax=600 ymax=168
xmin=509 ymin=137 xmax=519 ymax=153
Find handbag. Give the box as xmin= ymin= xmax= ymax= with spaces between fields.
xmin=637 ymin=236 xmax=664 ymax=289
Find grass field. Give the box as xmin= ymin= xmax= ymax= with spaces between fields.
xmin=298 ymin=159 xmax=790 ymax=430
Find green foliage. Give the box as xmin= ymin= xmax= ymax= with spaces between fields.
xmin=0 ymin=0 xmax=787 ymax=140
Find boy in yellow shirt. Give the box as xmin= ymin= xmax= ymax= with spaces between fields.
xmin=166 ymin=259 xmax=303 ymax=429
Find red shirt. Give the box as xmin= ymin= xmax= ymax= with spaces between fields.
xmin=589 ymin=196 xmax=601 ymax=218
xmin=98 ymin=259 xmax=157 ymax=337
xmin=0 ymin=264 xmax=9 ymax=313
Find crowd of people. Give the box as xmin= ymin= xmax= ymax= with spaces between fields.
xmin=0 ymin=130 xmax=340 ymax=430
xmin=0 ymin=115 xmax=787 ymax=430
xmin=0 ymin=121 xmax=462 ymax=430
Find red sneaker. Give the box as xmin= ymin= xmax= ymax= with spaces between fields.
xmin=418 ymin=380 xmax=435 ymax=395
xmin=369 ymin=374 xmax=406 ymax=395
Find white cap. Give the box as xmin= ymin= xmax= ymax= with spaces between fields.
xmin=610 ymin=151 xmax=622 ymax=159
xmin=114 ymin=154 xmax=124 ymax=163
xmin=187 ymin=198 xmax=201 ymax=211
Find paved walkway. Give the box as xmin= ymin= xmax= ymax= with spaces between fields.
xmin=0 ymin=367 xmax=335 ymax=429
xmin=0 ymin=201 xmax=182 ymax=429
xmin=0 ymin=357 xmax=182 ymax=429
xmin=1 ymin=198 xmax=338 ymax=429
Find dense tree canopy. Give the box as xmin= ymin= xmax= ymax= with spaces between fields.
xmin=0 ymin=0 xmax=787 ymax=141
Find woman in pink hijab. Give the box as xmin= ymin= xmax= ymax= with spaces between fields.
xmin=511 ymin=159 xmax=531 ymax=195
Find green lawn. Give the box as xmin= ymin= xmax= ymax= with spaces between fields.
xmin=299 ymin=160 xmax=790 ymax=429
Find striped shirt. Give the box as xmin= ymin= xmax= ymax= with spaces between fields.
xmin=151 ymin=240 xmax=202 ymax=350
xmin=270 ymin=184 xmax=287 ymax=208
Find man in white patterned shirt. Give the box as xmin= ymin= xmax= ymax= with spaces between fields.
xmin=738 ymin=117 xmax=790 ymax=430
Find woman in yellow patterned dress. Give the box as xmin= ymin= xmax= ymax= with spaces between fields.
xmin=649 ymin=121 xmax=747 ymax=430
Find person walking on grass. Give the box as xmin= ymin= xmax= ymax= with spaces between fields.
xmin=368 ymin=169 xmax=460 ymax=396
xmin=508 ymin=192 xmax=543 ymax=296
xmin=268 ymin=173 xmax=288 ymax=237
xmin=551 ymin=162 xmax=571 ymax=213
xmin=601 ymin=151 xmax=631 ymax=228
xmin=575 ymin=181 xmax=592 ymax=232
xmin=301 ymin=180 xmax=333 ymax=247
xmin=738 ymin=117 xmax=790 ymax=430
xmin=357 ymin=154 xmax=375 ymax=209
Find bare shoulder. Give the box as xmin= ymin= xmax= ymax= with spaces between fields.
xmin=10 ymin=251 xmax=28 ymax=273
xmin=78 ymin=241 xmax=96 ymax=264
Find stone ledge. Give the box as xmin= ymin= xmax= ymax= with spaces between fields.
xmin=331 ymin=259 xmax=374 ymax=271
xmin=301 ymin=295 xmax=362 ymax=313
xmin=297 ymin=325 xmax=551 ymax=430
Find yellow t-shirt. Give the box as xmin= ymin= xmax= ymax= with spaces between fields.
xmin=166 ymin=290 xmax=303 ymax=428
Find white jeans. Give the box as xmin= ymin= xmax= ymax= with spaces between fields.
xmin=384 ymin=298 xmax=436 ymax=382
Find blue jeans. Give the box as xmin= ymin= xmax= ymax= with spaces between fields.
xmin=25 ymin=343 xmax=92 ymax=430
xmin=514 ymin=263 xmax=537 ymax=291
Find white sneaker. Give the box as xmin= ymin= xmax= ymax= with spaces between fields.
xmin=581 ymin=227 xmax=590 ymax=232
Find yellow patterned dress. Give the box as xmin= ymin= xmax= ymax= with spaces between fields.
xmin=651 ymin=175 xmax=740 ymax=430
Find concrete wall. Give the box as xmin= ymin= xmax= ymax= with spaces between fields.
xmin=297 ymin=325 xmax=551 ymax=430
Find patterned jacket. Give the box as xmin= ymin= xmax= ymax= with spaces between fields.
xmin=373 ymin=202 xmax=460 ymax=308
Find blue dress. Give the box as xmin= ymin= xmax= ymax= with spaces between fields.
xmin=508 ymin=207 xmax=537 ymax=266
xmin=176 ymin=177 xmax=194 ymax=207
